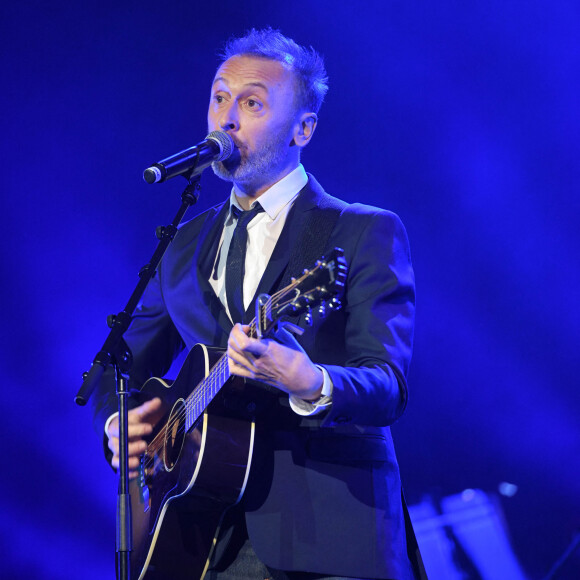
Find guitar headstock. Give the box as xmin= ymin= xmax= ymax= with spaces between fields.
xmin=255 ymin=248 xmax=347 ymax=338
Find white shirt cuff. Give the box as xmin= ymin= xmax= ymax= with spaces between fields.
xmin=104 ymin=412 xmax=118 ymax=437
xmin=289 ymin=366 xmax=333 ymax=416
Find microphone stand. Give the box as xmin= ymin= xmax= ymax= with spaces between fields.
xmin=75 ymin=174 xmax=202 ymax=580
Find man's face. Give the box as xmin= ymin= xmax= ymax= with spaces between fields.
xmin=207 ymin=55 xmax=300 ymax=194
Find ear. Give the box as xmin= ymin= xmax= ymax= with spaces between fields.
xmin=292 ymin=112 xmax=318 ymax=148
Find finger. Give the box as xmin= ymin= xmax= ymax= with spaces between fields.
xmin=112 ymin=455 xmax=143 ymax=470
xmin=130 ymin=398 xmax=163 ymax=422
xmin=108 ymin=437 xmax=148 ymax=458
xmin=228 ymin=343 xmax=267 ymax=376
xmin=229 ymin=323 xmax=266 ymax=352
xmin=231 ymin=323 xmax=251 ymax=338
xmin=228 ymin=343 xmax=256 ymax=367
xmin=231 ymin=334 xmax=268 ymax=359
xmin=108 ymin=419 xmax=154 ymax=440
xmin=228 ymin=323 xmax=250 ymax=353
xmin=127 ymin=422 xmax=154 ymax=440
xmin=228 ymin=353 xmax=254 ymax=377
xmin=127 ymin=440 xmax=148 ymax=456
xmin=111 ymin=454 xmax=143 ymax=474
xmin=242 ymin=336 xmax=269 ymax=358
xmin=108 ymin=398 xmax=163 ymax=438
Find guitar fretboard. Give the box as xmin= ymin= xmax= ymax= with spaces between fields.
xmin=184 ymin=353 xmax=231 ymax=431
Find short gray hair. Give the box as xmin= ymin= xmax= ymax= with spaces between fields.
xmin=220 ymin=28 xmax=329 ymax=114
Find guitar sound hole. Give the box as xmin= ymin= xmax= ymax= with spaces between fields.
xmin=162 ymin=399 xmax=186 ymax=471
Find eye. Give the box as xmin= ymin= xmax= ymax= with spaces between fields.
xmin=213 ymin=93 xmax=230 ymax=107
xmin=245 ymin=98 xmax=263 ymax=111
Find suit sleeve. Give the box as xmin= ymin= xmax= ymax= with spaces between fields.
xmin=321 ymin=208 xmax=415 ymax=428
xmin=89 ymin=270 xmax=185 ymax=439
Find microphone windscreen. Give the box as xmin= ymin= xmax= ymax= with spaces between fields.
xmin=206 ymin=131 xmax=234 ymax=161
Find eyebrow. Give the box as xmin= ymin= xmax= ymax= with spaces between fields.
xmin=212 ymin=77 xmax=269 ymax=92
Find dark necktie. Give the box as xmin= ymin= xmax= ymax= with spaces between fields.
xmin=225 ymin=203 xmax=264 ymax=324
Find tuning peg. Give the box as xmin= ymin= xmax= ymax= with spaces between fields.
xmin=328 ymin=298 xmax=342 ymax=310
xmin=304 ymin=307 xmax=313 ymax=326
xmin=318 ymin=301 xmax=327 ymax=318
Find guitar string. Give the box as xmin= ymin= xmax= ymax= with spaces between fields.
xmin=139 ymin=268 xmax=319 ymax=472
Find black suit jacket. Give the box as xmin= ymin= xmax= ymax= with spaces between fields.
xmin=92 ymin=175 xmax=420 ymax=579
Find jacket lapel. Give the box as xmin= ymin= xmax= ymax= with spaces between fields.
xmin=193 ymin=200 xmax=233 ymax=335
xmin=243 ymin=176 xmax=323 ymax=321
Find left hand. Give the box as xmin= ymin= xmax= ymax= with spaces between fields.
xmin=227 ymin=323 xmax=323 ymax=400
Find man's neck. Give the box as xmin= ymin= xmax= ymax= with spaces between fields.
xmin=233 ymin=162 xmax=300 ymax=210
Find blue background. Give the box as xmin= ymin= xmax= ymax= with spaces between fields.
xmin=1 ymin=1 xmax=578 ymax=578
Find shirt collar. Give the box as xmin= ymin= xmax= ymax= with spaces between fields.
xmin=229 ymin=164 xmax=308 ymax=220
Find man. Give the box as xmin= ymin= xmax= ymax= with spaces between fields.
xmin=93 ymin=28 xmax=423 ymax=580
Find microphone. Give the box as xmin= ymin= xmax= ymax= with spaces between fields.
xmin=143 ymin=131 xmax=234 ymax=184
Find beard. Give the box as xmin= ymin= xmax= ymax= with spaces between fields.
xmin=211 ymin=123 xmax=293 ymax=190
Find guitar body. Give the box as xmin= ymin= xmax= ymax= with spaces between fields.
xmin=129 ymin=343 xmax=255 ymax=580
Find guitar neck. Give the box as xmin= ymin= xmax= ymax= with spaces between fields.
xmin=183 ymin=352 xmax=230 ymax=432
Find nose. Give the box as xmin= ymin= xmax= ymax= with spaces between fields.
xmin=219 ymin=102 xmax=239 ymax=132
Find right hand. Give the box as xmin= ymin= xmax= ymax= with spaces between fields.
xmin=106 ymin=397 xmax=165 ymax=479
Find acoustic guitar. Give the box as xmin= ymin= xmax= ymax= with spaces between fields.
xmin=129 ymin=248 xmax=347 ymax=579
